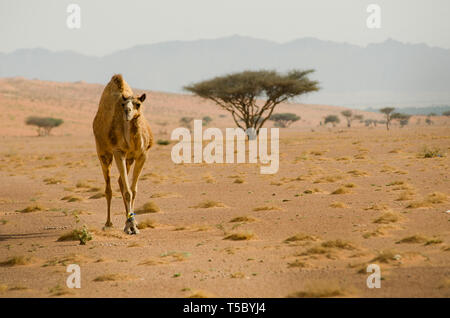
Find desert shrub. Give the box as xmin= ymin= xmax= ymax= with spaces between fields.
xmin=269 ymin=113 xmax=301 ymax=128
xmin=419 ymin=146 xmax=445 ymax=158
xmin=25 ymin=116 xmax=64 ymax=136
xmin=157 ymin=139 xmax=170 ymax=145
xmin=202 ymin=116 xmax=213 ymax=126
xmin=324 ymin=115 xmax=340 ymax=127
xmin=180 ymin=117 xmax=194 ymax=130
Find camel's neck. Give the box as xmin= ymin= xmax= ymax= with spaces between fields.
xmin=122 ymin=117 xmax=139 ymax=148
xmin=123 ymin=120 xmax=132 ymax=147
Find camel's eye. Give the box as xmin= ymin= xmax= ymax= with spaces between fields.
xmin=135 ymin=103 xmax=141 ymax=109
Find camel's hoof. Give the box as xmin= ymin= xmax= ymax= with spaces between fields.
xmin=103 ymin=222 xmax=113 ymax=231
xmin=131 ymin=226 xmax=140 ymax=235
xmin=124 ymin=220 xmax=139 ymax=235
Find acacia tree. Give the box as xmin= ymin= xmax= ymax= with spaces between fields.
xmin=391 ymin=113 xmax=411 ymax=128
xmin=269 ymin=113 xmax=301 ymax=128
xmin=25 ymin=116 xmax=64 ymax=136
xmin=324 ymin=115 xmax=340 ymax=127
xmin=379 ymin=107 xmax=395 ymax=130
xmin=184 ymin=70 xmax=319 ymax=136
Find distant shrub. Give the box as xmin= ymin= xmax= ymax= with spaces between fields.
xmin=418 ymin=146 xmax=445 ymax=158
xmin=443 ymin=110 xmax=450 ymax=117
xmin=269 ymin=113 xmax=301 ymax=128
xmin=202 ymin=116 xmax=213 ymax=126
xmin=157 ymin=139 xmax=170 ymax=145
xmin=180 ymin=117 xmax=194 ymax=130
xmin=324 ymin=115 xmax=340 ymax=127
xmin=25 ymin=116 xmax=64 ymax=136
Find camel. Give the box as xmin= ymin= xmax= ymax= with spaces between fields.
xmin=93 ymin=74 xmax=153 ymax=234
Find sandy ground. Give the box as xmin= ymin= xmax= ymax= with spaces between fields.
xmin=0 ymin=78 xmax=449 ymax=298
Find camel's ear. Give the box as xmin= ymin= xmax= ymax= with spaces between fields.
xmin=138 ymin=93 xmax=146 ymax=102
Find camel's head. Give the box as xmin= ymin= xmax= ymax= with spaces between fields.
xmin=121 ymin=93 xmax=146 ymax=121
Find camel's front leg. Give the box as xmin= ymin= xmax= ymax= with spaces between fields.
xmin=114 ymin=151 xmax=137 ymax=234
xmin=130 ymin=154 xmax=147 ymax=212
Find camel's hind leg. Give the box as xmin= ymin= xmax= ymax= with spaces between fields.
xmin=99 ymin=153 xmax=113 ymax=229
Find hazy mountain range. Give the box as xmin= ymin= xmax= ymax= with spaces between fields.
xmin=1 ymin=35 xmax=450 ymax=108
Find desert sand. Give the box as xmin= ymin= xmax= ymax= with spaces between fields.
xmin=0 ymin=78 xmax=449 ymax=298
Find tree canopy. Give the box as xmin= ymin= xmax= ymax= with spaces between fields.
xmin=184 ymin=70 xmax=319 ymax=135
xmin=269 ymin=113 xmax=301 ymax=128
xmin=379 ymin=107 xmax=395 ymax=130
xmin=25 ymin=116 xmax=64 ymax=136
xmin=324 ymin=115 xmax=340 ymax=127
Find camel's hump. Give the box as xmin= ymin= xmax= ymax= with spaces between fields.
xmin=111 ymin=74 xmax=125 ymax=92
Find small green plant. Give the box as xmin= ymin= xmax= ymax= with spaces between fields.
xmin=419 ymin=146 xmax=444 ymax=158
xmin=78 ymin=225 xmax=92 ymax=245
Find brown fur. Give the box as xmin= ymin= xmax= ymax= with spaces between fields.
xmin=93 ymin=74 xmax=153 ymax=234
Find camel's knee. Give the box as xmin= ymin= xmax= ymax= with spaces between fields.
xmin=124 ymin=190 xmax=132 ymax=203
xmin=105 ymin=186 xmax=112 ymax=199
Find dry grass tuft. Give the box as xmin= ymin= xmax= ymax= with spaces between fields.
xmin=347 ymin=170 xmax=368 ymax=177
xmin=425 ymin=192 xmax=447 ymax=204
xmin=230 ymin=272 xmax=245 ymax=279
xmin=57 ymin=230 xmax=81 ymax=242
xmin=287 ymin=281 xmax=348 ymax=298
xmin=396 ymin=235 xmax=428 ymax=244
xmin=299 ymin=246 xmax=329 ymax=256
xmin=189 ymin=290 xmax=213 ymax=298
xmin=252 ymin=205 xmax=280 ymax=211
xmin=331 ymin=187 xmax=351 ymax=195
xmin=284 ymin=233 xmax=318 ymax=243
xmin=229 ymin=216 xmax=256 ymax=223
xmin=321 ymin=239 xmax=356 ymax=250
xmin=61 ymin=195 xmax=82 ymax=202
xmin=313 ymin=175 xmax=344 ymax=183
xmin=138 ymin=258 xmax=167 ymax=266
xmin=88 ymin=192 xmax=104 ymax=199
xmin=0 ymin=256 xmax=34 ymax=267
xmin=330 ymin=202 xmax=347 ymax=208
xmin=191 ymin=200 xmax=225 ymax=209
xmin=137 ymin=219 xmax=156 ymax=230
xmin=287 ymin=259 xmax=308 ymax=268
xmin=93 ymin=273 xmax=135 ymax=282
xmin=373 ymin=212 xmax=400 ymax=224
xmin=135 ymin=201 xmax=160 ymax=214
xmin=17 ymin=204 xmax=44 ymax=213
xmin=49 ymin=285 xmax=74 ymax=296
xmin=224 ymin=232 xmax=255 ymax=241
xmin=406 ymin=201 xmax=431 ymax=209
xmin=396 ymin=191 xmax=415 ymax=201
xmin=418 ymin=146 xmax=445 ymax=158
xmin=370 ymin=250 xmax=399 ymax=264
xmin=150 ymin=192 xmax=179 ymax=198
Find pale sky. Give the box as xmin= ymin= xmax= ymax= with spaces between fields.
xmin=1 ymin=0 xmax=449 ymax=56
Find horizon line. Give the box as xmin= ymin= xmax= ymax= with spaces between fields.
xmin=1 ymin=34 xmax=449 ymax=58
